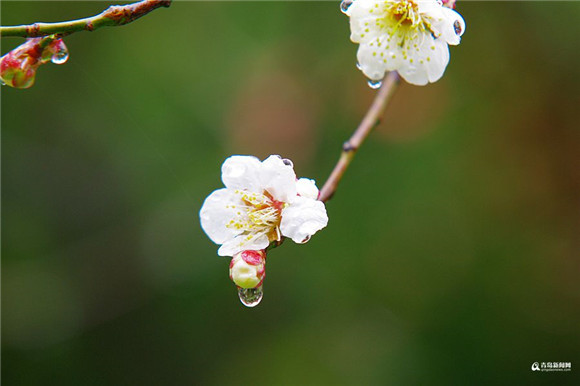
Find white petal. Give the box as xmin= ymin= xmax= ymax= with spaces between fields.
xmin=356 ymin=21 xmax=407 ymax=81
xmin=221 ymin=155 xmax=262 ymax=192
xmin=259 ymin=155 xmax=297 ymax=203
xmin=280 ymin=196 xmax=328 ymax=244
xmin=348 ymin=0 xmax=383 ymax=44
xmin=425 ymin=39 xmax=450 ymax=83
xmin=396 ymin=33 xmax=449 ymax=85
xmin=357 ymin=42 xmax=389 ymax=81
xmin=428 ymin=7 xmax=465 ymax=46
xmin=296 ymin=178 xmax=319 ymax=200
xmin=217 ymin=233 xmax=269 ymax=257
xmin=199 ymin=188 xmax=244 ymax=245
xmin=417 ymin=0 xmax=443 ymax=15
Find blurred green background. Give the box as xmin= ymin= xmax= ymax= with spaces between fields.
xmin=2 ymin=1 xmax=579 ymax=385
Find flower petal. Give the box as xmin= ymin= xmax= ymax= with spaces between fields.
xmin=427 ymin=7 xmax=465 ymax=46
xmin=259 ymin=155 xmax=297 ymax=203
xmin=199 ymin=188 xmax=245 ymax=245
xmin=397 ymin=33 xmax=450 ymax=85
xmin=357 ymin=42 xmax=388 ymax=81
xmin=218 ymin=233 xmax=270 ymax=257
xmin=221 ymin=155 xmax=262 ymax=192
xmin=348 ymin=1 xmax=383 ymax=44
xmin=417 ymin=0 xmax=442 ymax=15
xmin=296 ymin=178 xmax=319 ymax=200
xmin=280 ymin=196 xmax=328 ymax=244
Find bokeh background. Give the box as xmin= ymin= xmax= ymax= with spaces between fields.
xmin=2 ymin=1 xmax=579 ymax=384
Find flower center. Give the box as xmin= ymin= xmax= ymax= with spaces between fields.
xmin=388 ymin=0 xmax=421 ymax=28
xmin=372 ymin=0 xmax=436 ymax=48
xmin=233 ymin=190 xmax=284 ymax=242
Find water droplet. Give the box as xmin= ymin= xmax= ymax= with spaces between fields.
xmin=1 ymin=80 xmax=6 ymax=86
xmin=340 ymin=0 xmax=353 ymax=14
xmin=282 ymin=158 xmax=293 ymax=167
xmin=367 ymin=79 xmax=382 ymax=89
xmin=299 ymin=235 xmax=311 ymax=244
xmin=453 ymin=20 xmax=462 ymax=35
xmin=237 ymin=285 xmax=263 ymax=307
xmin=51 ymin=49 xmax=69 ymax=65
xmin=356 ymin=62 xmax=362 ymax=70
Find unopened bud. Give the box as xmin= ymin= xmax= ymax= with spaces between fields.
xmin=1 ymin=50 xmax=38 ymax=89
xmin=442 ymin=0 xmax=456 ymax=9
xmin=1 ymin=37 xmax=69 ymax=89
xmin=229 ymin=250 xmax=266 ymax=289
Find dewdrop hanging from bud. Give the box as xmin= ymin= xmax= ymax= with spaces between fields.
xmin=229 ymin=250 xmax=266 ymax=307
xmin=43 ymin=38 xmax=69 ymax=65
xmin=0 ymin=36 xmax=69 ymax=89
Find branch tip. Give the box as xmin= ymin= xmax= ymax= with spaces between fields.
xmin=1 ymin=0 xmax=172 ymax=38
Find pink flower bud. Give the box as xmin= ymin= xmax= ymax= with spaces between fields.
xmin=229 ymin=250 xmax=266 ymax=289
xmin=1 ymin=48 xmax=40 ymax=89
xmin=442 ymin=0 xmax=456 ymax=9
xmin=1 ymin=37 xmax=69 ymax=89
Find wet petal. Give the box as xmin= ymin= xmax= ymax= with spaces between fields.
xmin=199 ymin=188 xmax=245 ymax=245
xmin=280 ymin=196 xmax=328 ymax=244
xmin=218 ymin=233 xmax=269 ymax=257
xmin=296 ymin=178 xmax=319 ymax=200
xmin=221 ymin=155 xmax=262 ymax=192
xmin=260 ymin=155 xmax=297 ymax=203
xmin=357 ymin=42 xmax=390 ymax=81
xmin=428 ymin=7 xmax=465 ymax=45
xmin=348 ymin=0 xmax=384 ymax=44
xmin=397 ymin=33 xmax=449 ymax=85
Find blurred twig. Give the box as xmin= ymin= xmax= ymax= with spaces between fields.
xmin=0 ymin=0 xmax=172 ymax=38
xmin=319 ymin=72 xmax=400 ymax=203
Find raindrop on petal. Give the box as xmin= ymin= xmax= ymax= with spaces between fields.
xmin=51 ymin=49 xmax=69 ymax=65
xmin=367 ymin=79 xmax=382 ymax=89
xmin=237 ymin=285 xmax=263 ymax=307
xmin=340 ymin=0 xmax=353 ymax=14
xmin=453 ymin=20 xmax=463 ymax=36
xmin=282 ymin=158 xmax=293 ymax=167
xmin=356 ymin=62 xmax=362 ymax=71
xmin=299 ymin=235 xmax=311 ymax=244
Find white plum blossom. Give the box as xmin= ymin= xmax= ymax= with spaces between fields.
xmin=200 ymin=155 xmax=328 ymax=257
xmin=343 ymin=0 xmax=466 ymax=86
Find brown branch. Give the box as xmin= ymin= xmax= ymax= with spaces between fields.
xmin=318 ymin=71 xmax=400 ymax=203
xmin=0 ymin=0 xmax=172 ymax=38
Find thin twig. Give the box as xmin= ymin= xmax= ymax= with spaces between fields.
xmin=318 ymin=71 xmax=400 ymax=203
xmin=0 ymin=0 xmax=172 ymax=38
